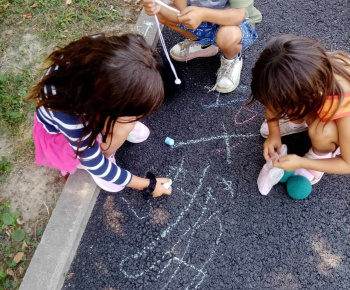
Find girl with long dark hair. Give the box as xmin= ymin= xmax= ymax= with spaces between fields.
xmin=27 ymin=33 xmax=172 ymax=197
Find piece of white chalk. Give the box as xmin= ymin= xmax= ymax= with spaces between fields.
xmin=165 ymin=137 xmax=175 ymax=146
xmin=163 ymin=179 xmax=172 ymax=189
xmin=154 ymin=0 xmax=180 ymax=13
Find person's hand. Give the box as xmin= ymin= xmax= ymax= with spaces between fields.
xmin=143 ymin=0 xmax=161 ymax=16
xmin=263 ymin=133 xmax=282 ymax=160
xmin=152 ymin=178 xmax=172 ymax=197
xmin=177 ymin=6 xmax=205 ymax=30
xmin=273 ymin=154 xmax=303 ymax=171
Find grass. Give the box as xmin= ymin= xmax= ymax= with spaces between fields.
xmin=0 ymin=0 xmax=138 ymax=171
xmin=0 ymin=0 xmax=140 ymax=288
xmin=0 ymin=157 xmax=13 ymax=183
xmin=1 ymin=0 xmax=124 ymax=43
xmin=0 ymin=200 xmax=45 ymax=289
xmin=0 ymin=73 xmax=32 ymax=136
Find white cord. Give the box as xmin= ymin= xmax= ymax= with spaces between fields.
xmin=153 ymin=5 xmax=181 ymax=84
xmin=155 ymin=0 xmax=180 ymax=13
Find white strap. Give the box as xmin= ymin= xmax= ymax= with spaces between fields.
xmin=155 ymin=0 xmax=180 ymax=13
xmin=153 ymin=5 xmax=181 ymax=84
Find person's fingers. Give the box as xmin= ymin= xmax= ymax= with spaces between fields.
xmin=276 ymin=145 xmax=281 ymax=155
xmin=272 ymin=158 xmax=281 ymax=168
xmin=157 ymin=177 xmax=171 ymax=183
xmin=163 ymin=187 xmax=172 ymax=195
xmin=152 ymin=187 xmax=172 ymax=197
xmin=178 ymin=6 xmax=191 ymax=16
xmin=263 ymin=145 xmax=270 ymax=160
xmin=268 ymin=145 xmax=276 ymax=159
xmin=177 ymin=15 xmax=190 ymax=23
xmin=152 ymin=191 xmax=162 ymax=197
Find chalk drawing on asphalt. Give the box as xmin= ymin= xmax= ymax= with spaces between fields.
xmin=136 ymin=21 xmax=154 ymax=37
xmin=219 ymin=177 xmax=235 ymax=198
xmin=202 ymin=91 xmax=246 ymax=109
xmin=201 ymin=86 xmax=249 ymax=109
xmin=120 ymin=197 xmax=152 ymax=220
xmin=234 ymin=105 xmax=259 ymax=125
xmin=119 ymin=165 xmax=226 ymax=289
xmin=171 ymin=124 xmax=258 ymax=164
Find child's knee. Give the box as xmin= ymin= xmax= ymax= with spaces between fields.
xmin=216 ymin=26 xmax=242 ymax=49
xmin=308 ymin=120 xmax=338 ymax=146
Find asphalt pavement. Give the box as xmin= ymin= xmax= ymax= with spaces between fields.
xmin=63 ymin=0 xmax=350 ymax=289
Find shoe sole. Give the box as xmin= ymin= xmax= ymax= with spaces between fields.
xmin=215 ymin=83 xmax=239 ymax=94
xmin=214 ymin=59 xmax=243 ymax=94
xmin=170 ymin=47 xmax=219 ymax=62
xmin=260 ymin=127 xmax=308 ymax=138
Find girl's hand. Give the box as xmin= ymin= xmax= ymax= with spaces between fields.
xmin=263 ymin=134 xmax=282 ymax=160
xmin=273 ymin=154 xmax=303 ymax=171
xmin=152 ymin=178 xmax=172 ymax=197
xmin=143 ymin=0 xmax=161 ymax=16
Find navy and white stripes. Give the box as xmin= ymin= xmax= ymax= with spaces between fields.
xmin=36 ymin=81 xmax=132 ymax=186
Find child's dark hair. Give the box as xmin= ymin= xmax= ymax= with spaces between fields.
xmin=249 ymin=34 xmax=350 ymax=122
xmin=27 ymin=33 xmax=164 ymax=156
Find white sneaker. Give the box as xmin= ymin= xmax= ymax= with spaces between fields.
xmin=170 ymin=39 xmax=218 ymax=62
xmin=260 ymin=120 xmax=308 ymax=138
xmin=213 ymin=55 xmax=243 ymax=93
xmin=126 ymin=121 xmax=150 ymax=143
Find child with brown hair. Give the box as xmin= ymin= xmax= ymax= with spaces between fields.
xmin=27 ymin=33 xmax=172 ymax=197
xmin=249 ymin=34 xmax=350 ymax=184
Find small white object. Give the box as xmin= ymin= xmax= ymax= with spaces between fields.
xmin=163 ymin=179 xmax=172 ymax=189
xmin=154 ymin=14 xmax=181 ymax=85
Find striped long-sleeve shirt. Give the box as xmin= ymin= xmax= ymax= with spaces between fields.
xmin=36 ymin=83 xmax=132 ymax=186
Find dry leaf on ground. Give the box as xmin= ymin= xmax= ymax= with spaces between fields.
xmin=30 ymin=3 xmax=37 ymax=9
xmin=66 ymin=0 xmax=72 ymax=5
xmin=13 ymin=252 xmax=24 ymax=263
xmin=25 ymin=13 xmax=32 ymax=19
xmin=22 ymin=241 xmax=28 ymax=249
xmin=6 ymin=268 xmax=15 ymax=276
xmin=18 ymin=266 xmax=25 ymax=276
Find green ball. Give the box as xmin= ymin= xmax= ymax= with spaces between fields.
xmin=279 ymin=170 xmax=295 ymax=183
xmin=287 ymin=175 xmax=312 ymax=200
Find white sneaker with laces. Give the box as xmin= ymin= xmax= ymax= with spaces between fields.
xmin=170 ymin=39 xmax=218 ymax=62
xmin=126 ymin=121 xmax=150 ymax=143
xmin=260 ymin=119 xmax=308 ymax=138
xmin=213 ymin=55 xmax=243 ymax=93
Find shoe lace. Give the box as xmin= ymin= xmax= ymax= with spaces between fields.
xmin=179 ymin=39 xmax=195 ymax=61
xmin=210 ymin=57 xmax=237 ymax=91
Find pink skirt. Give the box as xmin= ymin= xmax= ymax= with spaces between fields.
xmin=33 ymin=114 xmax=80 ymax=176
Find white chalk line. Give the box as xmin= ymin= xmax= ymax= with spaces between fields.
xmin=159 ymin=188 xmax=217 ymax=289
xmin=119 ymin=165 xmax=210 ymax=279
xmin=120 ymin=197 xmax=151 ymax=220
xmin=172 ymin=133 xmax=259 ymax=149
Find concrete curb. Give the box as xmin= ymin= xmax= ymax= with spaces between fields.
xmin=20 ymin=171 xmax=100 ymax=290
xmin=19 ymin=10 xmax=161 ymax=290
